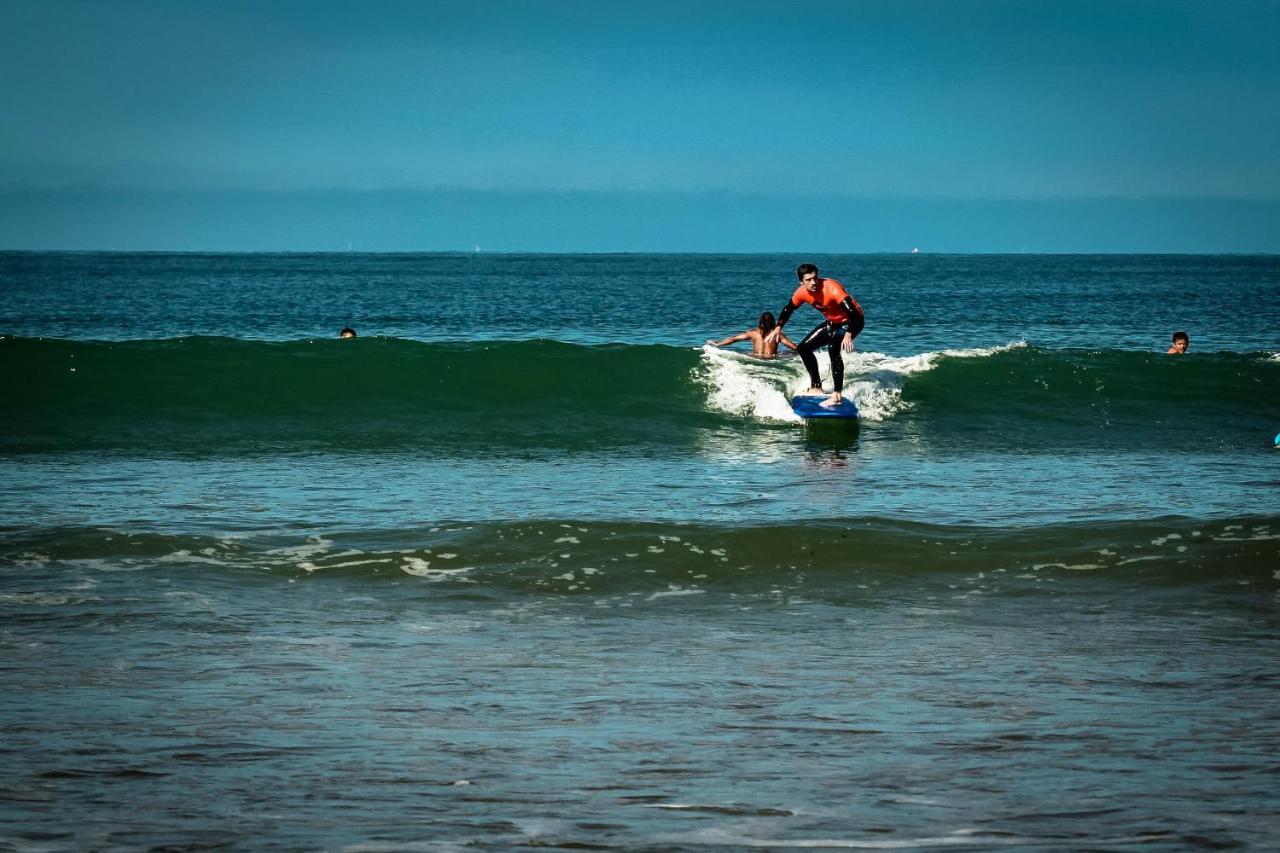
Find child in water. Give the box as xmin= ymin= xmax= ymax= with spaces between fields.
xmin=708 ymin=312 xmax=799 ymax=359
xmin=1168 ymin=331 xmax=1189 ymax=354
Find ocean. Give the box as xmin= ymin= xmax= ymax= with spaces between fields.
xmin=2 ymin=251 xmax=1279 ymax=850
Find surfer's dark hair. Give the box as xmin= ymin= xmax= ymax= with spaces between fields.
xmin=758 ymin=312 xmax=777 ymax=333
xmin=796 ymin=263 xmax=819 ymax=279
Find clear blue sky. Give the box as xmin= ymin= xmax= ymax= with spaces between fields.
xmin=2 ymin=0 xmax=1278 ymax=250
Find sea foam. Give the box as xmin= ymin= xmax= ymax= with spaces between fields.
xmin=699 ymin=341 xmax=1027 ymax=423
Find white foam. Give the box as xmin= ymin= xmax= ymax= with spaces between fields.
xmin=155 ymin=549 xmax=230 ymax=566
xmin=266 ymin=536 xmax=334 ymax=561
xmin=400 ymin=558 xmax=475 ymax=582
xmin=698 ymin=341 xmax=1026 ymax=424
xmin=647 ymin=585 xmax=706 ymax=601
xmin=842 ymin=342 xmax=1028 ymax=423
xmin=317 ymin=558 xmax=393 ymax=570
xmin=698 ymin=344 xmax=800 ymax=422
xmin=672 ymin=826 xmax=1026 ymax=848
xmin=67 ymin=558 xmax=142 ymax=573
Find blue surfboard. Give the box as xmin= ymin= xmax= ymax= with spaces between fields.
xmin=791 ymin=394 xmax=859 ymax=419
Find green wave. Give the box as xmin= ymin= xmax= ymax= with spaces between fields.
xmin=3 ymin=336 xmax=1277 ymax=454
xmin=896 ymin=346 xmax=1280 ymax=451
xmin=2 ymin=336 xmax=715 ymax=454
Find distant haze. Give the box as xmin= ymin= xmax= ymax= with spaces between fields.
xmin=2 ymin=0 xmax=1277 ymax=251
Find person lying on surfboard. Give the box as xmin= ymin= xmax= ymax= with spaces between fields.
xmin=706 ymin=311 xmax=798 ymax=359
xmin=764 ymin=263 xmax=865 ymax=408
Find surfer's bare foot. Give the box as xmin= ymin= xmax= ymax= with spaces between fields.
xmin=803 ymin=387 xmax=825 ymax=396
xmin=820 ymin=393 xmax=843 ymax=408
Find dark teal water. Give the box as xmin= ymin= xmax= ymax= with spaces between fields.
xmin=2 ymin=252 xmax=1279 ymax=849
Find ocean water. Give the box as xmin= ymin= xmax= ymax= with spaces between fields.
xmin=2 ymin=251 xmax=1279 ymax=850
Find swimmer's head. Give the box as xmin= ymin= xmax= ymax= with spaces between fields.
xmin=1170 ymin=331 xmax=1188 ymax=354
xmin=340 ymin=327 xmax=357 ymax=339
xmin=758 ymin=311 xmax=777 ymax=333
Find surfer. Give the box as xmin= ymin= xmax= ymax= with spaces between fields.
xmin=1167 ymin=331 xmax=1189 ymax=354
xmin=707 ymin=311 xmax=798 ymax=359
xmin=765 ymin=263 xmax=865 ymax=407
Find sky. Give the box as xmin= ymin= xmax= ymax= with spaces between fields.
xmin=1 ymin=0 xmax=1278 ymax=251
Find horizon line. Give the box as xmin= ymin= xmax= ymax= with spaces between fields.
xmin=4 ymin=248 xmax=1279 ymax=257
xmin=3 ymin=185 xmax=1280 ymax=204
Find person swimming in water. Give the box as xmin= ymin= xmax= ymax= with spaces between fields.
xmin=707 ymin=311 xmax=798 ymax=359
xmin=1167 ymin=331 xmax=1189 ymax=354
xmin=764 ymin=263 xmax=865 ymax=407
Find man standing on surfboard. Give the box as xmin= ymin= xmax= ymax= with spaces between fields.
xmin=764 ymin=263 xmax=865 ymax=408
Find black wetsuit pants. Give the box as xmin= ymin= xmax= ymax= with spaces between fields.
xmin=797 ymin=315 xmax=864 ymax=392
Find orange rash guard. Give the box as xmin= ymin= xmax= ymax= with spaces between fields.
xmin=790 ymin=278 xmax=864 ymax=323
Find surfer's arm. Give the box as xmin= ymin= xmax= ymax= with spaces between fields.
xmin=775 ymin=300 xmax=799 ymax=329
xmin=839 ymin=292 xmax=860 ymax=318
xmin=839 ymin=297 xmax=865 ymax=339
xmin=768 ymin=301 xmax=800 ymax=343
xmin=708 ymin=331 xmax=751 ymax=347
xmin=780 ymin=332 xmax=799 ymax=351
